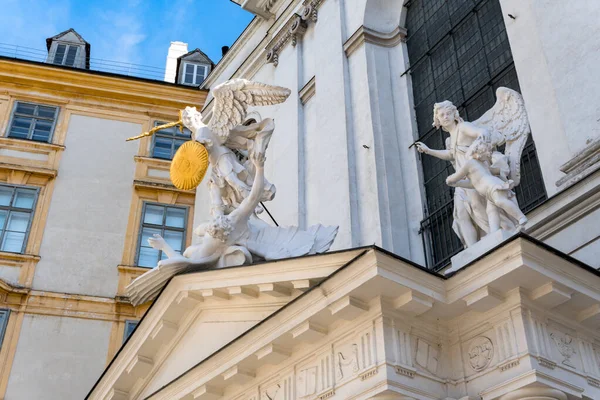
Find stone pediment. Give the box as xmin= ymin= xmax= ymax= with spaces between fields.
xmin=87 ymin=237 xmax=600 ymax=400
xmin=86 ymin=248 xmax=366 ymax=400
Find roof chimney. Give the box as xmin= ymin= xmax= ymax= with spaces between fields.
xmin=221 ymin=46 xmax=230 ymax=57
xmin=164 ymin=41 xmax=188 ymax=83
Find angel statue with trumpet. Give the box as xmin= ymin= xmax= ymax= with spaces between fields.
xmin=415 ymin=87 xmax=531 ymax=248
xmin=125 ymin=79 xmax=338 ymax=306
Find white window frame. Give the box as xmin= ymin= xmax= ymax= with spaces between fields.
xmin=52 ymin=43 xmax=82 ymax=67
xmin=181 ymin=62 xmax=209 ymax=86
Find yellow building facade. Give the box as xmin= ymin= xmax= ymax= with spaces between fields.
xmin=0 ymin=56 xmax=206 ymax=399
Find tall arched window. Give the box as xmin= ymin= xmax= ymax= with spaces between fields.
xmin=405 ymin=0 xmax=547 ymax=270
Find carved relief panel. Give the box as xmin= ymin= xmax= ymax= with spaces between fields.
xmin=261 ymin=375 xmax=293 ymax=400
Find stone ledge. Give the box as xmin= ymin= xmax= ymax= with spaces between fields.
xmin=556 ymin=137 xmax=600 ymax=188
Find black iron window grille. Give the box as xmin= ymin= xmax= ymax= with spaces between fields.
xmin=405 ymin=0 xmax=547 ymax=270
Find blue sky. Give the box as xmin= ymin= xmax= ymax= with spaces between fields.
xmin=0 ymin=0 xmax=253 ymax=71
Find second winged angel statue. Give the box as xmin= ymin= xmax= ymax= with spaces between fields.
xmin=126 ymin=79 xmax=338 ymax=306
xmin=415 ymin=87 xmax=531 ymax=248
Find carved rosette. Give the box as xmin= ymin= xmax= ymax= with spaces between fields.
xmin=468 ymin=336 xmax=494 ymax=372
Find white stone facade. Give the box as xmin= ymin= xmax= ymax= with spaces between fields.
xmin=197 ymin=0 xmax=600 ymax=267
xmin=87 ymin=240 xmax=600 ymax=400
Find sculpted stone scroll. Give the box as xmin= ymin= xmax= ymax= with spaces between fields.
xmin=415 ymin=87 xmax=531 ymax=248
xmin=125 ymin=79 xmax=338 ymax=306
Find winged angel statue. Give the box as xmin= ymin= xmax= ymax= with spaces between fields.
xmin=415 ymin=87 xmax=531 ymax=248
xmin=126 ymin=79 xmax=338 ymax=306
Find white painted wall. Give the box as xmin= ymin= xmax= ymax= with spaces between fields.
xmin=500 ymin=0 xmax=600 ymax=194
xmin=4 ymin=315 xmax=111 ymax=400
xmin=32 ymin=114 xmax=139 ymax=297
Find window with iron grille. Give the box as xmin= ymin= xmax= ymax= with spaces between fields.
xmin=405 ymin=0 xmax=547 ymax=270
xmin=0 ymin=185 xmax=38 ymax=254
xmin=151 ymin=121 xmax=192 ymax=160
xmin=136 ymin=203 xmax=187 ymax=268
xmin=0 ymin=309 xmax=9 ymax=350
xmin=7 ymin=102 xmax=59 ymax=143
xmin=123 ymin=320 xmax=138 ymax=342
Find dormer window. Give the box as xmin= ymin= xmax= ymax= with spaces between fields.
xmin=52 ymin=43 xmax=81 ymax=67
xmin=45 ymin=28 xmax=90 ymax=70
xmin=182 ymin=62 xmax=209 ymax=86
xmin=174 ymin=48 xmax=214 ymax=86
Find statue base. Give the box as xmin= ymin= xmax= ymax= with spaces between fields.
xmin=444 ymin=230 xmax=515 ymax=275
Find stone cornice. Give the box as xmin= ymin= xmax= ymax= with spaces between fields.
xmin=299 ymin=76 xmax=316 ymax=104
xmin=0 ymin=58 xmax=207 ymax=110
xmin=343 ymin=26 xmax=408 ymax=57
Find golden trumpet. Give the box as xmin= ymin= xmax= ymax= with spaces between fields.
xmin=126 ymin=110 xmax=184 ymax=142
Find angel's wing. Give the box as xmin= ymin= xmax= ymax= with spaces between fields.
xmin=472 ymin=87 xmax=530 ymax=186
xmin=209 ymin=79 xmax=291 ymax=140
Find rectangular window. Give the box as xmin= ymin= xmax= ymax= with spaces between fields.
xmin=7 ymin=102 xmax=59 ymax=143
xmin=52 ymin=44 xmax=80 ymax=67
xmin=136 ymin=203 xmax=187 ymax=268
xmin=0 ymin=309 xmax=9 ymax=349
xmin=152 ymin=121 xmax=191 ymax=160
xmin=182 ymin=63 xmax=208 ymax=86
xmin=0 ymin=185 xmax=38 ymax=254
xmin=123 ymin=320 xmax=138 ymax=343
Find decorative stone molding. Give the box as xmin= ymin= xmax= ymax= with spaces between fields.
xmin=394 ymin=365 xmax=415 ymax=378
xmin=556 ymin=137 xmax=600 ymax=188
xmin=498 ymin=387 xmax=567 ymax=400
xmin=538 ymin=356 xmax=557 ymax=369
xmin=343 ymin=26 xmax=407 ymax=57
xmin=359 ymin=367 xmax=378 ymax=381
xmin=588 ymin=376 xmax=600 ymax=388
xmin=300 ymin=0 xmax=323 ymax=23
xmin=318 ymin=389 xmax=335 ymax=400
xmin=266 ymin=0 xmax=324 ymax=66
xmin=498 ymin=358 xmax=520 ymax=372
xmin=299 ymin=76 xmax=316 ymax=104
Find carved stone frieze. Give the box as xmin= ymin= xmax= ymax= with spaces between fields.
xmin=468 ymin=336 xmax=494 ymax=372
xmin=394 ymin=365 xmax=415 ymax=378
xmin=538 ymin=356 xmax=557 ymax=369
xmin=415 ymin=338 xmax=439 ymax=375
xmin=335 ymin=343 xmax=360 ymax=380
xmin=549 ymin=332 xmax=577 ymax=368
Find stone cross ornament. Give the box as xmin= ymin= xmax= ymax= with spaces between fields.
xmin=415 ymin=87 xmax=531 ymax=248
xmin=126 ymin=79 xmax=338 ymax=306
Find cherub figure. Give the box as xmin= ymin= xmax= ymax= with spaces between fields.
xmin=446 ymin=138 xmax=527 ymax=232
xmin=415 ymin=87 xmax=532 ymax=247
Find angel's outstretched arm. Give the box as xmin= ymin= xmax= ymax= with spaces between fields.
xmin=415 ymin=142 xmax=454 ymax=161
xmin=229 ymin=152 xmax=265 ymax=223
xmin=148 ymin=234 xmax=178 ymax=259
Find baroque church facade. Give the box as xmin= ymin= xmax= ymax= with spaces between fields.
xmin=0 ymin=1 xmax=599 ymax=399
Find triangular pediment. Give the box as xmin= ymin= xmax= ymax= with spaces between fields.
xmin=46 ymin=28 xmax=88 ymax=49
xmin=179 ymin=49 xmax=213 ymax=65
xmin=88 ymin=237 xmax=600 ymax=400
xmin=87 ymin=248 xmax=367 ymax=400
